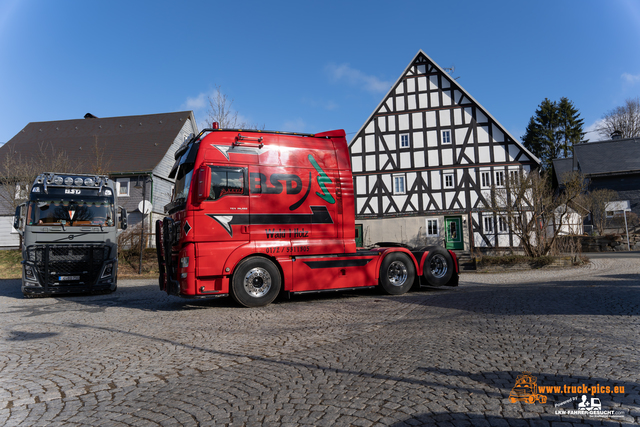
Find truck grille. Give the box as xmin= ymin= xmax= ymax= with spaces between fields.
xmin=26 ymin=244 xmax=111 ymax=287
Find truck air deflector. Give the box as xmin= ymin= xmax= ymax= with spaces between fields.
xmin=207 ymin=206 xmax=333 ymax=237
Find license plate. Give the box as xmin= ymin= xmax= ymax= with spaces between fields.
xmin=58 ymin=275 xmax=80 ymax=281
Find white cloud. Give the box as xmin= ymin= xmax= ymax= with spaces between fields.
xmin=326 ymin=63 xmax=391 ymax=93
xmin=584 ymin=118 xmax=606 ymax=140
xmin=622 ymin=72 xmax=640 ymax=84
xmin=183 ymin=93 xmax=207 ymax=110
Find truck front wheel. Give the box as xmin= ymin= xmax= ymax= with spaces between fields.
xmin=379 ymin=253 xmax=415 ymax=295
xmin=231 ymin=257 xmax=281 ymax=307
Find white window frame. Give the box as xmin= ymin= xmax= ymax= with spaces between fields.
xmin=480 ymin=171 xmax=491 ymax=188
xmin=495 ymin=171 xmax=505 ymax=187
xmin=483 ymin=216 xmax=494 ymax=233
xmin=393 ymin=174 xmax=406 ymax=195
xmin=117 ymin=178 xmax=130 ymax=197
xmin=442 ymin=130 xmax=452 ymax=144
xmin=444 ymin=173 xmax=454 ymax=189
xmin=426 ymin=219 xmax=438 ymax=236
xmin=400 ymin=133 xmax=410 ymax=148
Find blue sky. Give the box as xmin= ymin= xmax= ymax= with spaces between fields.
xmin=1 ymin=0 xmax=639 ymax=145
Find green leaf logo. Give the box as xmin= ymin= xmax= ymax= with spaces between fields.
xmin=308 ymin=155 xmax=335 ymax=204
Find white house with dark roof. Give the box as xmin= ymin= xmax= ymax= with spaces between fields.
xmin=553 ymin=136 xmax=640 ymax=226
xmin=349 ymin=50 xmax=541 ymax=251
xmin=0 ymin=111 xmax=198 ymax=247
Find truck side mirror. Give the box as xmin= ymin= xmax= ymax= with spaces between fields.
xmin=13 ymin=203 xmax=25 ymax=235
xmin=196 ymin=166 xmax=211 ymax=202
xmin=119 ymin=206 xmax=128 ymax=230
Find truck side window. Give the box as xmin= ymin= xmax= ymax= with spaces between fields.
xmin=208 ymin=167 xmax=247 ymax=200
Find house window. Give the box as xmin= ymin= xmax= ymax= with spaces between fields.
xmin=400 ymin=133 xmax=410 ymax=148
xmin=509 ymin=170 xmax=519 ymax=185
xmin=444 ymin=173 xmax=454 ymax=188
xmin=498 ymin=216 xmax=509 ymax=233
xmin=480 ymin=172 xmax=491 ymax=188
xmin=483 ymin=216 xmax=494 ymax=233
xmin=117 ymin=178 xmax=130 ymax=197
xmin=495 ymin=171 xmax=504 ymax=187
xmin=442 ymin=130 xmax=451 ymax=144
xmin=426 ymin=219 xmax=438 ymax=236
xmin=393 ymin=175 xmax=406 ymax=194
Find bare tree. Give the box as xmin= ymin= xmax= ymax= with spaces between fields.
xmin=598 ymin=97 xmax=640 ymax=139
xmin=205 ymin=85 xmax=264 ymax=130
xmin=89 ymin=136 xmax=112 ymax=175
xmin=577 ymin=188 xmax=618 ymax=236
xmin=0 ymin=142 xmax=80 ymax=213
xmin=485 ymin=170 xmax=588 ymax=257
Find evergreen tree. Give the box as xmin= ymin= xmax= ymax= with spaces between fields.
xmin=522 ymin=97 xmax=586 ymax=170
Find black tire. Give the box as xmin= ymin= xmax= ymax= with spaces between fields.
xmin=378 ymin=252 xmax=415 ymax=295
xmin=231 ymin=257 xmax=281 ymax=307
xmin=422 ymin=247 xmax=454 ymax=286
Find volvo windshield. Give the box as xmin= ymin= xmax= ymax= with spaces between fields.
xmin=28 ymin=197 xmax=115 ymax=227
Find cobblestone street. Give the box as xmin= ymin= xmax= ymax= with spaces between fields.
xmin=0 ymin=255 xmax=638 ymax=426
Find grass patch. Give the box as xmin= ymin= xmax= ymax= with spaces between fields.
xmin=0 ymin=250 xmax=23 ymax=279
xmin=477 ymin=254 xmax=555 ymax=268
xmin=0 ymin=248 xmax=159 ymax=280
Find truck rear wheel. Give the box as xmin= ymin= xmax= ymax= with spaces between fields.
xmin=231 ymin=257 xmax=281 ymax=307
xmin=379 ymin=253 xmax=415 ymax=295
xmin=423 ymin=248 xmax=454 ymax=286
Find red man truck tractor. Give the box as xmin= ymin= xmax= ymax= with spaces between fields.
xmin=156 ymin=126 xmax=458 ymax=307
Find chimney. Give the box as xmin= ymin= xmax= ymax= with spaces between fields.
xmin=611 ymin=130 xmax=622 ymax=140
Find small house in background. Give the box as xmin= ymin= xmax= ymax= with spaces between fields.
xmin=0 ymin=111 xmax=198 ymax=248
xmin=552 ymin=136 xmax=640 ymax=233
xmin=349 ymin=50 xmax=541 ymax=252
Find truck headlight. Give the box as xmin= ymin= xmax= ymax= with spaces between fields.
xmin=180 ymin=257 xmax=189 ymax=268
xmin=101 ymin=262 xmax=114 ymax=278
xmin=25 ymin=265 xmax=36 ymax=280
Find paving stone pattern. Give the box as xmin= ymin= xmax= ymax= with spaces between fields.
xmin=0 ymin=256 xmax=638 ymax=426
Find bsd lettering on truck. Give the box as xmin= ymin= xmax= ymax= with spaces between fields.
xmin=156 ymin=124 xmax=459 ymax=307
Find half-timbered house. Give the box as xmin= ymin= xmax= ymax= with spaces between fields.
xmin=349 ymin=50 xmax=541 ymax=251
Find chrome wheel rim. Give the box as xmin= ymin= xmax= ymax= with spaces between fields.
xmin=387 ymin=261 xmax=408 ymax=286
xmin=430 ymin=254 xmax=448 ymax=279
xmin=243 ymin=267 xmax=271 ymax=298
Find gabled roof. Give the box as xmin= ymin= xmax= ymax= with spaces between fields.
xmin=573 ymin=137 xmax=640 ymax=176
xmin=0 ymin=111 xmax=196 ymax=174
xmin=350 ymin=49 xmax=541 ymax=166
xmin=553 ymin=137 xmax=640 ymax=184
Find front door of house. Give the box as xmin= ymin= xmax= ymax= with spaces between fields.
xmin=444 ymin=216 xmax=464 ymax=250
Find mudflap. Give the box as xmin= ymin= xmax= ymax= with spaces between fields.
xmin=162 ymin=218 xmax=180 ymax=296
xmin=155 ymin=219 xmax=167 ymax=292
xmin=446 ymin=250 xmax=459 ymax=287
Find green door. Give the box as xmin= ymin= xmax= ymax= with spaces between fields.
xmin=355 ymin=224 xmax=363 ymax=248
xmin=444 ymin=216 xmax=464 ymax=250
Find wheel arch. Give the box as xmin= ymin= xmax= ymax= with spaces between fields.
xmin=374 ymin=247 xmax=420 ymax=281
xmin=226 ymin=252 xmax=288 ymax=293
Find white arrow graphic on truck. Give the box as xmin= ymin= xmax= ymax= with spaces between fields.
xmin=207 ymin=206 xmax=333 ymax=237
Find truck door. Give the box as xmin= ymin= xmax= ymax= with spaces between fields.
xmin=195 ymin=165 xmax=250 ymax=277
xmin=248 ymin=165 xmax=292 ymax=256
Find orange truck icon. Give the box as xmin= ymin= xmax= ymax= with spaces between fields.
xmin=509 ymin=372 xmax=547 ymax=404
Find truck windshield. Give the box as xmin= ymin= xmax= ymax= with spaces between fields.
xmin=28 ymin=198 xmax=115 ymax=227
